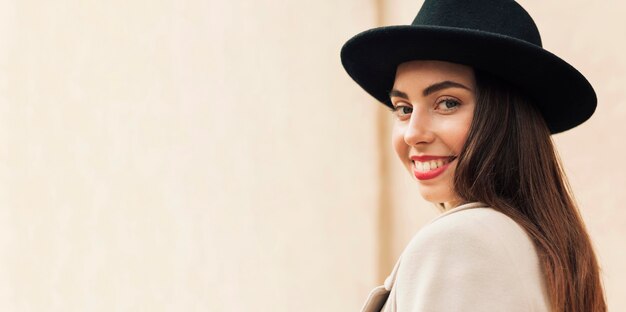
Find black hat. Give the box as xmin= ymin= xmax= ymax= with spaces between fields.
xmin=340 ymin=0 xmax=596 ymax=134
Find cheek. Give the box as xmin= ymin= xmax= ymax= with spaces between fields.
xmin=449 ymin=127 xmax=470 ymax=153
xmin=439 ymin=115 xmax=473 ymax=153
xmin=391 ymin=124 xmax=409 ymax=160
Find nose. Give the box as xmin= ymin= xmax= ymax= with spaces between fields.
xmin=403 ymin=108 xmax=435 ymax=146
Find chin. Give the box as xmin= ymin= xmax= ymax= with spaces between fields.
xmin=418 ymin=185 xmax=454 ymax=204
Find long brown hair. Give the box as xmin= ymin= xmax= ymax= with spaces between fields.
xmin=450 ymin=69 xmax=607 ymax=311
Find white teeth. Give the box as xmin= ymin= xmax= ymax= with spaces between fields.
xmin=416 ymin=162 xmax=424 ymax=172
xmin=414 ymin=158 xmax=451 ymax=172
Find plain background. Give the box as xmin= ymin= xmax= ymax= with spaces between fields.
xmin=0 ymin=0 xmax=623 ymax=311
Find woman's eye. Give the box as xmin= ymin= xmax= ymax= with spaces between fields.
xmin=391 ymin=105 xmax=412 ymax=117
xmin=436 ymin=98 xmax=461 ymax=111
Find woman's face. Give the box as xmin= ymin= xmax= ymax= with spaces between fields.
xmin=390 ymin=60 xmax=476 ymax=209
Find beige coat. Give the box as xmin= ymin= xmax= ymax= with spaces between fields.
xmin=360 ymin=202 xmax=551 ymax=312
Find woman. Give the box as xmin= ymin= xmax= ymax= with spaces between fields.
xmin=340 ymin=0 xmax=607 ymax=311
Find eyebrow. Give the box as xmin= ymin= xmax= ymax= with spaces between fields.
xmin=389 ymin=80 xmax=472 ymax=99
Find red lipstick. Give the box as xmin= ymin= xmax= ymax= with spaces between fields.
xmin=410 ymin=155 xmax=456 ymax=181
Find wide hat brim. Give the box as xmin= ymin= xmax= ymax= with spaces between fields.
xmin=340 ymin=25 xmax=596 ymax=134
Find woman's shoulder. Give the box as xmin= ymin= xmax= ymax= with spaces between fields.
xmin=393 ymin=206 xmax=551 ymax=311
xmin=404 ymin=204 xmax=539 ymax=268
xmin=419 ymin=205 xmax=531 ymax=246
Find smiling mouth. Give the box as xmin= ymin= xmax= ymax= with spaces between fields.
xmin=413 ymin=156 xmax=457 ymax=172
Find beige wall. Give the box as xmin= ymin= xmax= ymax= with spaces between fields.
xmin=0 ymin=0 xmax=623 ymax=311
xmin=0 ymin=0 xmax=381 ymax=311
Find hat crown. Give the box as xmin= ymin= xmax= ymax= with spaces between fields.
xmin=412 ymin=0 xmax=542 ymax=46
